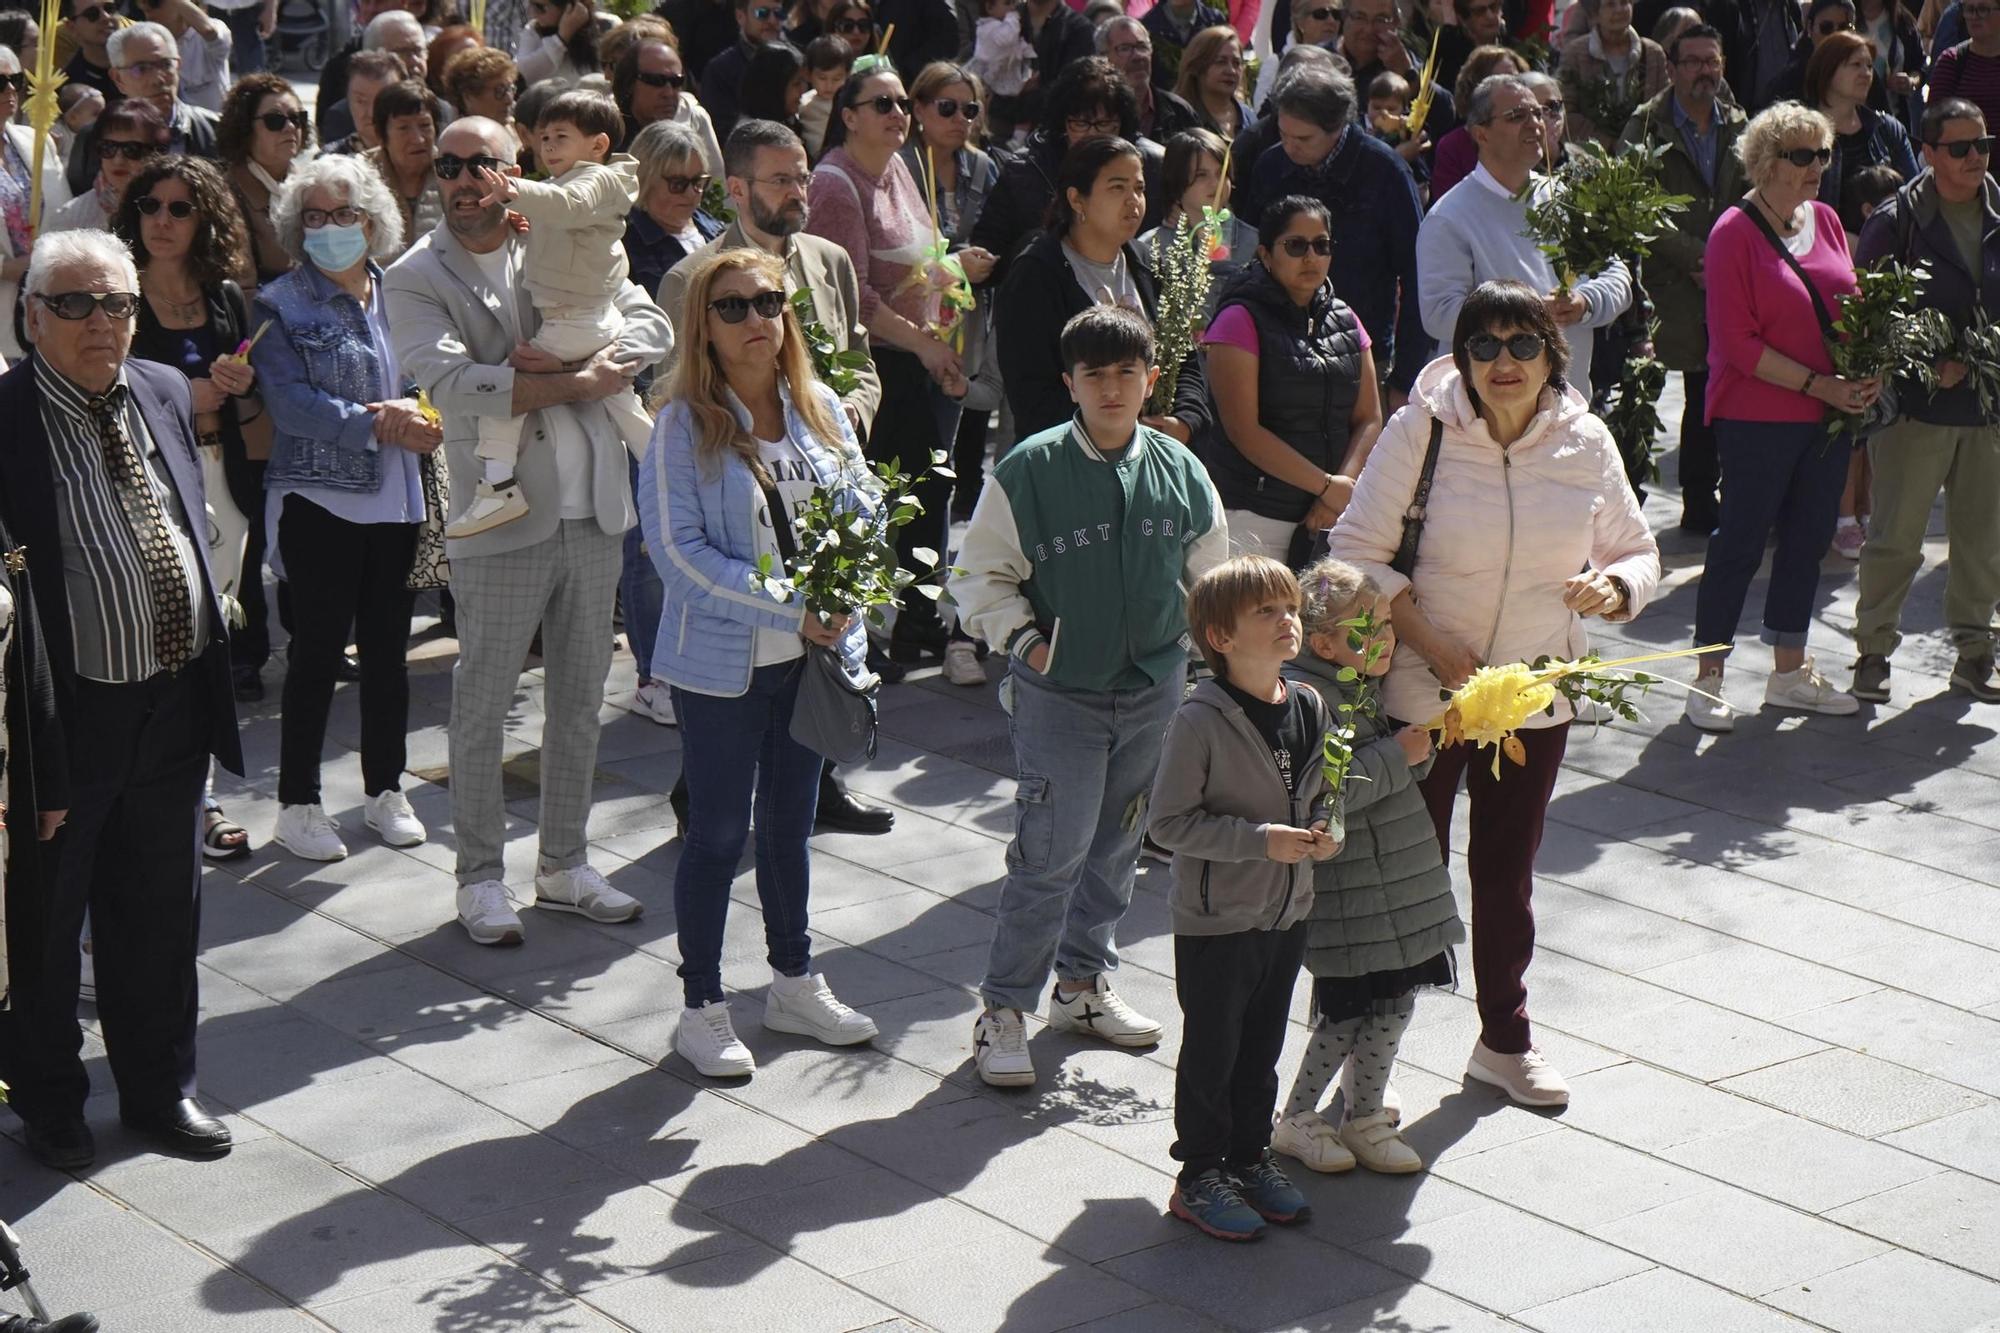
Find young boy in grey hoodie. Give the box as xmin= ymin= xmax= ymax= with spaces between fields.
xmin=1149 ymin=554 xmax=1341 ymax=1242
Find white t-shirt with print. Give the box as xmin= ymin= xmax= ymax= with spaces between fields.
xmin=753 ymin=436 xmax=819 ymax=666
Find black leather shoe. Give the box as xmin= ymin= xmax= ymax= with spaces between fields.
xmin=816 ymin=780 xmax=894 ymax=835
xmin=335 ymin=652 xmax=362 ymax=683
xmin=0 ymin=1313 xmax=102 ymax=1331
xmin=120 ymin=1099 xmax=232 ymax=1157
xmin=22 ymin=1118 xmax=94 ymax=1171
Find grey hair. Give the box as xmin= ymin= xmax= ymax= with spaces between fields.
xmin=1520 ymin=70 xmax=1560 ymax=97
xmin=272 ymin=153 xmax=405 ymax=263
xmin=1272 ymin=66 xmax=1356 ymax=132
xmin=108 ymin=21 xmax=176 ymax=65
xmin=1277 ymin=42 xmax=1340 ymax=78
xmin=1095 ymin=15 xmax=1144 ymax=50
xmin=1465 ymin=72 xmax=1535 ymax=125
xmin=0 ymin=44 xmax=18 ymax=72
xmin=631 ymin=120 xmax=707 ymax=199
xmin=27 ymin=230 xmax=139 ymax=297
xmin=363 ymin=10 xmax=423 ymax=49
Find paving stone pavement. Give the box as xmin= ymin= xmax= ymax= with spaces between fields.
xmin=6 ymin=377 xmax=2000 ymax=1332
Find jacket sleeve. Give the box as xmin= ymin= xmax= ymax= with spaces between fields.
xmin=949 ymin=476 xmax=1045 ymax=660
xmin=1388 ymin=159 xmax=1432 ymax=392
xmin=1704 ymin=220 xmax=1769 ymax=378
xmin=1415 ymin=208 xmax=1476 ymax=345
xmin=248 ymin=297 xmax=380 ymax=453
xmin=1326 ymin=404 xmax=1428 ymax=603
xmin=1854 ymin=200 xmax=1899 ymax=268
xmin=1148 ymin=710 xmax=1275 ymax=861
xmin=611 ymin=276 xmax=673 ymax=370
xmin=385 ymin=261 xmax=518 ymax=422
xmin=1337 ymin=731 xmax=1418 ymax=816
xmin=1590 ymin=431 xmax=1661 ymax=622
xmin=514 ymin=26 xmax=566 ymax=85
xmin=805 ymin=169 xmax=880 ymax=323
xmin=1575 ymin=255 xmax=1633 ymax=328
xmin=9 ymin=566 xmax=69 ymax=815
xmin=508 ymin=166 xmax=638 ymax=226
xmin=1183 ymin=471 xmax=1231 ymax=582
xmin=1169 ymin=341 xmax=1211 ymax=436
xmin=828 ymin=252 xmax=884 ymax=437
xmin=996 ymin=258 xmax=1074 ymax=438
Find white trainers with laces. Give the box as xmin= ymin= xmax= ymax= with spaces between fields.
xmin=1270 ymin=1110 xmax=1356 ymax=1173
xmin=456 ymin=879 xmax=524 ymax=946
xmin=942 ymin=639 xmax=985 ymax=686
xmin=363 ymin=790 xmax=426 ymax=847
xmin=633 ymin=680 xmax=678 ymax=726
xmin=445 ymin=480 xmax=529 ymax=539
xmin=1684 ymin=675 xmax=1735 ymax=733
xmin=534 ymin=865 xmax=643 ymax=922
xmin=274 ymin=802 xmax=349 ymax=861
xmin=765 ymin=972 xmax=878 ymax=1045
xmin=678 ymin=1000 xmax=756 ymax=1077
xmin=974 ymin=1007 xmax=1036 ymax=1086
xmin=1048 ymin=975 xmax=1163 ymax=1047
xmin=1340 ymin=1109 xmax=1425 ymax=1173
xmin=1466 ymin=1039 xmax=1571 ymax=1107
xmin=1763 ymin=656 xmax=1860 ymax=716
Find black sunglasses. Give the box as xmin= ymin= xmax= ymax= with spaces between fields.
xmin=434 ymin=151 xmax=507 ymax=179
xmin=257 ymin=109 xmax=310 ymax=132
xmin=99 ymin=140 xmax=157 ymax=161
xmin=1814 ymin=18 xmax=1855 ymax=32
xmin=135 ymin=195 xmax=194 ymax=218
xmin=1277 ymin=235 xmax=1333 ymax=256
xmin=634 ymin=69 xmax=687 ymax=88
xmin=932 ymin=96 xmax=980 ymax=119
xmin=1303 ymin=6 xmax=1343 ymax=19
xmin=1465 ymin=331 xmax=1546 ymax=362
xmin=662 ymin=172 xmax=711 ymax=194
xmin=0 ymin=72 xmax=25 ymax=93
xmin=72 ymin=5 xmax=112 ymax=20
xmin=1929 ymin=134 xmax=1997 ymax=157
xmin=709 ymin=289 xmax=788 ymax=322
xmin=831 ymin=17 xmax=873 ymax=33
xmin=1779 ymin=145 xmax=1834 ymax=166
xmin=862 ymin=94 xmax=912 ymax=115
xmin=38 ymin=291 xmax=140 ymax=320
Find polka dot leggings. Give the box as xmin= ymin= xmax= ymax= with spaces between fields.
xmin=1282 ymin=993 xmax=1415 ymax=1121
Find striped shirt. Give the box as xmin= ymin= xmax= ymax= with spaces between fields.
xmin=38 ymin=359 xmax=210 ymax=683
xmin=1932 ymin=44 xmax=2000 ymax=147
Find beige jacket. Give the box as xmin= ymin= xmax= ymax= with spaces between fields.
xmin=511 ymin=155 xmax=641 ymax=308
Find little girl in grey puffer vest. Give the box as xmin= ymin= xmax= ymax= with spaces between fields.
xmin=1271 ymin=557 xmax=1465 ymax=1176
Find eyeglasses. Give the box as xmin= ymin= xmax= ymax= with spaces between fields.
xmin=37 ymin=291 xmax=140 ymax=320
xmin=1067 ymin=114 xmax=1121 ymax=135
xmin=71 ymin=5 xmax=112 ymax=21
xmin=256 ymin=109 xmax=310 ymax=132
xmin=1301 ymin=7 xmax=1343 ymax=20
xmin=634 ymin=69 xmax=687 ymax=87
xmin=831 ymin=16 xmax=873 ymax=32
xmin=661 ymin=172 xmax=711 ymax=194
xmin=749 ymin=3 xmax=783 ymax=15
xmin=709 ymin=289 xmax=788 ymax=322
xmin=117 ymin=57 xmax=179 ymax=76
xmin=135 ymin=195 xmax=194 ymax=218
xmin=0 ymin=73 xmax=25 ymax=93
xmin=931 ymin=96 xmax=980 ymax=119
xmin=862 ymin=94 xmax=912 ymax=115
xmin=1464 ymin=2 xmax=1501 ymax=16
xmin=1465 ymin=331 xmax=1546 ymax=362
xmin=434 ymin=151 xmax=507 ymax=179
xmin=1813 ymin=18 xmax=1855 ymax=33
xmin=1537 ymin=99 xmax=1564 ymax=118
xmin=1496 ymin=104 xmax=1548 ymax=124
xmin=99 ymin=139 xmax=157 ymax=161
xmin=1966 ymin=3 xmax=1998 ymax=15
xmin=1276 ymin=234 xmax=1333 ymax=256
xmin=1929 ymin=134 xmax=1997 ymax=157
xmin=303 ymin=205 xmax=364 ymax=227
xmin=1108 ymin=39 xmax=1152 ymax=57
xmin=750 ymin=171 xmax=811 ymax=192
xmin=1778 ymin=145 xmax=1834 ymax=166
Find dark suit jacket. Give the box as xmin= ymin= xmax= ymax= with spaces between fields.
xmin=0 ymin=357 xmax=244 ymax=777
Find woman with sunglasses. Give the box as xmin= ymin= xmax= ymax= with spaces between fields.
xmin=1329 ymin=279 xmax=1657 ymax=1109
xmin=826 ymin=2 xmax=875 ymax=57
xmin=1557 ymin=0 xmax=1669 ymax=148
xmin=0 ymin=42 xmax=72 ymax=363
xmin=1204 ymin=196 xmax=1383 ymax=565
xmin=45 ymin=97 xmax=166 ymax=235
xmin=251 ymin=153 xmax=438 ymax=862
xmin=1175 ymin=26 xmax=1254 ymax=141
xmin=642 ymin=246 xmax=880 ymax=1079
xmin=366 ymin=79 xmax=447 ymax=259
xmin=442 ymin=45 xmax=520 ymax=130
xmin=1688 ymin=101 xmax=1875 ymax=730
xmin=218 ymin=73 xmax=313 ymax=296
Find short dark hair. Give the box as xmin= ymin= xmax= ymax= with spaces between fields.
xmin=1366 ymin=70 xmax=1412 ymax=103
xmin=538 ymin=88 xmax=624 ymax=144
xmin=1922 ymin=95 xmax=1987 ymax=143
xmin=725 ymin=117 xmax=806 ymax=178
xmin=1045 ymin=135 xmax=1143 ymax=232
xmin=1273 ymin=67 xmax=1357 ymax=133
xmin=372 ymin=78 xmax=444 ymax=146
xmin=1849 ymin=163 xmax=1904 ymax=212
xmin=1666 ymin=21 xmax=1722 ymax=63
xmin=1257 ymin=193 xmax=1330 ymax=249
xmin=804 ymin=34 xmax=850 ymax=70
xmin=94 ymin=96 xmax=171 ymax=150
xmin=1452 ymin=278 xmax=1569 ymax=392
xmin=821 ymin=61 xmax=901 ymax=153
xmin=1160 ymin=128 xmax=1227 ymax=211
xmin=1060 ymin=303 xmax=1156 ymax=373
xmin=1042 ymin=54 xmax=1141 ymax=140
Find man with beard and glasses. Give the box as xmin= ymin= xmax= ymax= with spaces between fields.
xmin=385 ymin=117 xmax=673 ymax=948
xmin=652 ymin=118 xmax=899 ymax=836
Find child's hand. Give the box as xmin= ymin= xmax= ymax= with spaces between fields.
xmin=1266 ymin=825 xmax=1319 ymax=863
xmin=1306 ymin=821 xmax=1343 ymax=860
xmin=474 ymin=165 xmax=519 ymax=207
xmin=1396 ymin=723 xmax=1433 ymax=767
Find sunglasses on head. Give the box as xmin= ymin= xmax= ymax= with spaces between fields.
xmin=434 ymin=151 xmax=507 ymax=179
xmin=99 ymin=139 xmax=156 ymax=161
xmin=38 ymin=291 xmax=140 ymax=320
xmin=1779 ymin=145 xmax=1833 ymax=166
xmin=1929 ymin=134 xmax=1996 ymax=157
xmin=257 ymin=109 xmax=309 ymax=132
xmin=634 ymin=69 xmax=687 ymax=87
xmin=932 ymin=96 xmax=979 ymax=119
xmin=1465 ymin=331 xmax=1546 ymax=362
xmin=662 ymin=172 xmax=711 ymax=194
xmin=1276 ymin=235 xmax=1332 ymax=256
xmin=862 ymin=93 xmax=912 ymax=115
xmin=709 ymin=289 xmax=787 ymax=322
xmin=136 ymin=195 xmax=194 ymax=218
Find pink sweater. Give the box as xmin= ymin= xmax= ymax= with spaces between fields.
xmin=1703 ymin=201 xmax=1857 ymax=425
xmin=806 ymin=147 xmax=936 ymax=330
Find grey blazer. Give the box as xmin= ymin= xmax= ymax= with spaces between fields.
xmin=383 ymin=222 xmax=675 ymax=560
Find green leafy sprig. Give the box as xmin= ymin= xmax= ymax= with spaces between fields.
xmin=1603 ymin=326 xmax=1668 ymax=487
xmin=1825 ymin=261 xmax=1955 ymax=438
xmin=1956 ymin=315 xmax=2000 ymax=421
xmin=1524 ymin=140 xmax=1692 ymax=295
xmin=1529 ymin=651 xmax=1658 ymax=723
xmin=699 ymin=177 xmax=737 ymax=224
xmin=1568 ymin=69 xmax=1643 ymax=147
xmin=1146 ymin=205 xmax=1230 ymax=415
xmin=791 ymin=289 xmax=872 ymax=398
xmin=1319 ymin=607 xmax=1388 ymax=795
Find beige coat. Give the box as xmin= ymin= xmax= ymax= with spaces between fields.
xmin=510 ymin=155 xmax=641 ymax=309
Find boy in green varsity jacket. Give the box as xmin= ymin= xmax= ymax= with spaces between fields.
xmin=950 ymin=305 xmax=1230 ymax=1090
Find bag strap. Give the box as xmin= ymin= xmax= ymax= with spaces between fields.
xmin=758 ymin=477 xmax=801 ymax=571
xmin=1390 ymin=415 xmax=1445 ymax=578
xmin=1731 ymin=198 xmax=1838 ymax=339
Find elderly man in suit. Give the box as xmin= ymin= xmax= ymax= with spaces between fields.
xmin=0 ymin=230 xmax=244 ymax=1170
xmin=386 ymin=116 xmax=673 ymax=949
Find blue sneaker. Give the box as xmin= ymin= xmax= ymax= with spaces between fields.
xmin=1169 ymin=1168 xmax=1266 ymax=1241
xmin=1233 ymin=1152 xmax=1311 ymax=1224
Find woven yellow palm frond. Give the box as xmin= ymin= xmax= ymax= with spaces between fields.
xmin=1406 ymin=28 xmax=1443 ymax=137
xmin=25 ymin=0 xmax=65 ymax=235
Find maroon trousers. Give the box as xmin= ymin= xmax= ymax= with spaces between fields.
xmin=1418 ymin=722 xmax=1570 ymax=1055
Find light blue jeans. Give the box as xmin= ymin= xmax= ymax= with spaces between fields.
xmin=980 ymin=662 xmax=1183 ymax=1014
xmin=620 ymin=454 xmax=665 ymax=681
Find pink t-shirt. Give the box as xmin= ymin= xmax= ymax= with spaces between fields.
xmin=1200 ymin=302 xmax=1374 ymax=355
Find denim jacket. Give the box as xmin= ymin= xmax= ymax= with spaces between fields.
xmin=253 ymin=262 xmax=398 ymax=493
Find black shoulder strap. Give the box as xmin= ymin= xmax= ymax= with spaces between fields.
xmin=1731 ymin=198 xmax=1838 ymax=338
xmin=759 ymin=477 xmax=801 ymax=570
xmin=1389 ymin=415 xmax=1445 ymax=579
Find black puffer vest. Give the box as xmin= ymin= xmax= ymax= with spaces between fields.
xmin=1208 ymin=266 xmax=1366 ymax=522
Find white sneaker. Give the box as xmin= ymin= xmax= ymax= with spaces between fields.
xmin=1684 ymin=676 xmax=1735 ymax=733
xmin=942 ymin=639 xmax=985 ymax=686
xmin=1271 ymin=1110 xmax=1356 ymax=1173
xmin=274 ymin=802 xmax=348 ymax=861
xmin=456 ymin=879 xmax=524 ymax=947
xmin=1047 ymin=975 xmax=1163 ymax=1047
xmin=445 ymin=480 xmax=530 ymax=539
xmin=678 ymin=1000 xmax=756 ymax=1077
xmin=1340 ymin=1110 xmax=1424 ymax=1173
xmin=363 ymin=790 xmax=426 ymax=847
xmin=1763 ymin=656 xmax=1860 ymax=716
xmin=533 ymin=865 xmax=643 ymax=923
xmin=974 ymin=1007 xmax=1036 ymax=1086
xmin=1466 ymin=1039 xmax=1571 ymax=1107
xmin=632 ymin=680 xmax=678 ymax=726
xmin=1330 ymin=1063 xmax=1402 ymax=1126
xmin=764 ymin=972 xmax=878 ymax=1045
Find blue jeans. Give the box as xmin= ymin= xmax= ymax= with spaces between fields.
xmin=671 ymin=661 xmax=822 ymax=1006
xmin=981 ymin=663 xmax=1183 ymax=1014
xmin=621 ymin=454 xmax=665 ymax=681
xmin=1695 ymin=418 xmax=1850 ymax=654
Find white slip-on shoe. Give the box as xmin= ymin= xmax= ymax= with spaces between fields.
xmin=1466 ymin=1039 xmax=1571 ymax=1107
xmin=456 ymin=879 xmax=524 ymax=947
xmin=678 ymin=1001 xmax=756 ymax=1077
xmin=445 ymin=481 xmax=530 ymax=539
xmin=765 ymin=972 xmax=879 ymax=1045
xmin=633 ymin=680 xmax=678 ymax=726
xmin=1763 ymin=656 xmax=1860 ymax=716
xmin=1270 ymin=1110 xmax=1357 ymax=1173
xmin=363 ymin=790 xmax=426 ymax=847
xmin=274 ymin=802 xmax=348 ymax=861
xmin=1047 ymin=975 xmax=1164 ymax=1047
xmin=1684 ymin=677 xmax=1735 ymax=733
xmin=974 ymin=1007 xmax=1035 ymax=1086
xmin=534 ymin=865 xmax=643 ymax=923
xmin=1340 ymin=1110 xmax=1425 ymax=1173
xmin=942 ymin=639 xmax=986 ymax=686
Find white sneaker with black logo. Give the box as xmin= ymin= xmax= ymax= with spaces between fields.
xmin=974 ymin=1007 xmax=1035 ymax=1086
xmin=1048 ymin=976 xmax=1163 ymax=1047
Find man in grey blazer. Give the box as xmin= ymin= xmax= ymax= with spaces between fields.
xmin=386 ymin=116 xmax=673 ymax=947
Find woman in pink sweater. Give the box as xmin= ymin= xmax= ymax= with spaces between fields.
xmin=1690 ymin=102 xmax=1881 ymax=733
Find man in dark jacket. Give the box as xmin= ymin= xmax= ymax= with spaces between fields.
xmin=697 ymin=0 xmax=787 ymax=141
xmin=1142 ymin=0 xmax=1228 ymax=89
xmin=1706 ymin=0 xmax=1803 ymax=109
xmin=1099 ymin=16 xmax=1202 ymax=140
xmin=66 ymin=20 xmax=220 ymax=196
xmin=1850 ymin=98 xmax=2000 ymax=705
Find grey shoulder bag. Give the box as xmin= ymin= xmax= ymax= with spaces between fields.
xmin=759 ymin=477 xmax=881 ymax=765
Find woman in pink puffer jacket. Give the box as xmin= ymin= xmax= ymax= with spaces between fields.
xmin=1328 ymin=279 xmax=1661 ymax=1110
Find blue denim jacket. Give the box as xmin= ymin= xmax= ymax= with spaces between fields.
xmin=253 ymin=262 xmax=397 ymax=493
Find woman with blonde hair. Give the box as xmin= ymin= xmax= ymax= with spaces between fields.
xmin=1176 ymin=26 xmax=1254 ymax=140
xmin=640 ymin=247 xmax=882 ymax=1080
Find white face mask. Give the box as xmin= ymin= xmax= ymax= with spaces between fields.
xmin=303 ymin=220 xmax=370 ymax=271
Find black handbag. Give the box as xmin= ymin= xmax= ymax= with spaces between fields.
xmin=1390 ymin=416 xmax=1446 ymax=578
xmin=759 ymin=478 xmax=880 ymax=765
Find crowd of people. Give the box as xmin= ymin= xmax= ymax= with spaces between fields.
xmin=0 ymin=0 xmax=1991 ymax=1258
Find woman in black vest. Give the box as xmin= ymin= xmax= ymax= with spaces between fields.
xmin=1202 ymin=195 xmax=1382 ymax=566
